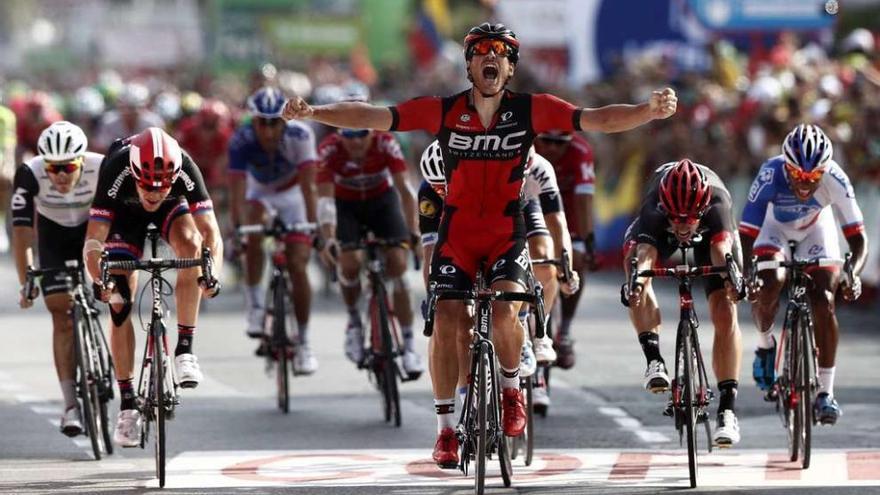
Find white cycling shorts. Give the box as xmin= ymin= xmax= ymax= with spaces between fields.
xmin=753 ymin=206 xmax=840 ymax=261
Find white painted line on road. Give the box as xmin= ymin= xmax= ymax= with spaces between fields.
xmin=0 ymin=381 xmax=25 ymax=391
xmin=13 ymin=393 xmax=49 ymax=403
xmin=555 ymin=378 xmax=671 ymax=444
xmin=30 ymin=404 xmax=59 ymax=415
xmin=72 ymin=438 xmax=92 ymax=449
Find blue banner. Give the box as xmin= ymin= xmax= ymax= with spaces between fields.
xmin=687 ymin=0 xmax=836 ymax=31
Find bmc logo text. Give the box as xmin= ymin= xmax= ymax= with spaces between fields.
xmin=447 ymin=130 xmax=526 ymax=152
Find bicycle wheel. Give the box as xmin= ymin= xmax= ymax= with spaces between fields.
xmin=681 ymin=323 xmax=698 ymax=488
xmin=375 ymin=288 xmax=401 ymax=427
xmin=799 ymin=315 xmax=813 ymax=469
xmin=496 ymin=365 xmax=513 ymax=487
xmin=153 ymin=326 xmax=167 ymax=488
xmin=512 ymin=375 xmax=534 ymax=466
xmin=474 ymin=349 xmax=488 ymax=495
xmin=92 ymin=314 xmax=115 ymax=455
xmin=74 ymin=306 xmax=102 ymax=460
xmin=272 ymin=278 xmax=290 ymax=414
xmin=785 ymin=317 xmax=801 ymax=463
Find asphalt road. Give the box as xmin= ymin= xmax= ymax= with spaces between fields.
xmin=1 ymin=258 xmax=878 ymax=494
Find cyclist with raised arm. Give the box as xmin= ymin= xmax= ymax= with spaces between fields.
xmin=315 ymin=89 xmax=423 ymax=376
xmin=11 ymin=122 xmax=102 ymax=436
xmin=622 ymin=159 xmax=743 ymax=446
xmin=533 ymin=130 xmax=596 ymax=368
xmin=282 ymin=22 xmax=676 ymax=468
xmin=229 ymin=87 xmax=319 ymax=375
xmin=83 ymin=127 xmax=222 ymax=447
xmin=418 ymin=142 xmax=578 ymax=413
xmin=740 ymin=124 xmax=867 ymax=425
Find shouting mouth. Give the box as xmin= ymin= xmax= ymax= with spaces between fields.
xmin=482 ymin=65 xmax=499 ymax=82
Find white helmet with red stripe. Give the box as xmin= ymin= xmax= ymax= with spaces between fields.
xmin=128 ymin=127 xmax=183 ymax=189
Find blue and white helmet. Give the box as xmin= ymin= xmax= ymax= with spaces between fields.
xmin=782 ymin=124 xmax=834 ymax=172
xmin=246 ymin=87 xmax=286 ymax=118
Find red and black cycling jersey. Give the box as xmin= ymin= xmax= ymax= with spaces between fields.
xmin=390 ymin=89 xmax=582 ymax=228
xmin=316 ymin=131 xmax=407 ymax=201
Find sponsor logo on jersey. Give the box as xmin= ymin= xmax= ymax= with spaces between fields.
xmin=492 ymin=258 xmax=506 ymax=272
xmin=446 ymin=130 xmax=527 ymax=156
xmin=514 ymin=246 xmax=530 ymax=271
xmin=11 ymin=188 xmax=28 ymax=210
xmin=501 ymin=111 xmax=513 ymax=122
xmin=179 ymin=170 xmax=196 ymax=192
xmin=439 ymin=264 xmax=456 ymax=275
xmin=107 ymin=168 xmax=131 ymax=199
xmin=459 ymin=114 xmax=471 ymax=123
xmin=748 ymin=167 xmax=774 ymax=202
xmin=419 ymin=198 xmax=438 ymax=218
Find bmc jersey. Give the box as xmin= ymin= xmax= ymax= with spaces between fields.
xmin=739 ymin=156 xmax=864 ymax=239
xmin=89 ymin=141 xmax=213 ymax=225
xmin=228 ymin=121 xmax=316 ymax=192
xmin=390 ymin=90 xmax=581 ymax=229
xmin=11 ymin=151 xmax=104 ymax=228
xmin=316 ymin=131 xmax=407 ymax=201
xmin=549 ymin=134 xmax=595 ymax=231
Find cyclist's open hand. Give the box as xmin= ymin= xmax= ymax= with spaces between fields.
xmin=842 ymin=275 xmax=862 ymax=301
xmin=649 ymin=88 xmax=677 ymax=120
xmin=282 ymin=96 xmax=313 ymax=121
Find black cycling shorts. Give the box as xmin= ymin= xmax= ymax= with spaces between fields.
xmin=104 ymin=196 xmax=192 ymax=261
xmin=336 ymin=188 xmax=409 ymax=250
xmin=37 ymin=217 xmax=86 ymax=296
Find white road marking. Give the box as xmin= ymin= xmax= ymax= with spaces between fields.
xmin=556 ymin=378 xmax=671 ymax=443
xmin=153 ymin=448 xmax=880 ymax=489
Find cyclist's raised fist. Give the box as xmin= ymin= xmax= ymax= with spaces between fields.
xmin=282 ymin=96 xmax=313 ymax=121
xmin=649 ymin=88 xmax=677 ymax=120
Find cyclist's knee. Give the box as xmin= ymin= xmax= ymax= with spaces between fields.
xmin=390 ymin=275 xmax=409 ymax=294
xmin=337 ymin=270 xmax=360 ymax=288
xmin=708 ymin=290 xmax=737 ymax=330
xmin=811 ymin=287 xmax=836 ymax=316
xmin=385 ymin=247 xmax=407 ymax=277
xmin=107 ymin=275 xmax=133 ymax=327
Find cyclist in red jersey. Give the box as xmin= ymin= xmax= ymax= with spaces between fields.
xmin=315 ymin=107 xmax=423 ymax=377
xmin=282 ymin=22 xmax=677 ymax=468
xmin=533 ymin=131 xmax=596 ymax=369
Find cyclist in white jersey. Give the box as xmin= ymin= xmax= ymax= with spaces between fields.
xmin=741 ymin=124 xmax=868 ymax=425
xmin=11 ymin=121 xmax=102 ymax=437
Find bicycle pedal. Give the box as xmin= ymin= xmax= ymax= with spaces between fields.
xmin=179 ymin=380 xmax=198 ymax=389
xmin=697 ymin=411 xmax=709 ymax=424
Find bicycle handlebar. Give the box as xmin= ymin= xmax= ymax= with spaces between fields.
xmin=24 ymin=260 xmax=86 ymax=301
xmin=746 ymin=253 xmax=854 ymax=291
xmin=625 ymin=253 xmax=743 ymax=304
xmin=531 ymin=249 xmax=574 ymax=282
xmin=100 ymin=249 xmax=214 ymax=288
xmin=422 ymin=288 xmax=540 ymax=338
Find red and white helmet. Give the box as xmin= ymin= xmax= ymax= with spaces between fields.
xmin=128 ymin=127 xmax=183 ymax=189
xmin=658 ymin=159 xmax=712 ymax=219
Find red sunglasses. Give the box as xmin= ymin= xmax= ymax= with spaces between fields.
xmin=45 ymin=160 xmax=82 ymax=175
xmin=469 ymin=39 xmax=512 ymax=58
xmin=785 ymin=162 xmax=825 ymax=183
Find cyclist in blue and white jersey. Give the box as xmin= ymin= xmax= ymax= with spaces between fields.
xmin=229 ymin=87 xmax=320 ymax=374
xmin=741 ymin=124 xmax=868 ymax=425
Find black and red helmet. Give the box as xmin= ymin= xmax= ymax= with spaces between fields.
xmin=128 ymin=127 xmax=183 ymax=189
xmin=658 ymin=159 xmax=712 ymax=219
xmin=463 ymin=22 xmax=520 ymax=63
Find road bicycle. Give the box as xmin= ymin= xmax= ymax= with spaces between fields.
xmin=424 ymin=266 xmax=543 ymax=494
xmin=100 ymin=224 xmax=215 ymax=488
xmin=627 ymin=247 xmax=743 ymax=488
xmin=238 ymin=218 xmax=316 ymax=414
xmin=746 ymin=240 xmax=852 ymax=469
xmin=25 ymin=260 xmax=115 ymax=460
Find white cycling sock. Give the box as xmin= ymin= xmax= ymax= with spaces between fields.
xmin=500 ymin=366 xmax=520 ymax=389
xmin=401 ymin=325 xmax=414 ymax=351
xmin=756 ymin=328 xmax=775 ymax=349
xmin=457 ymin=385 xmax=468 ymax=409
xmin=60 ymin=379 xmax=77 ymax=410
xmin=297 ymin=323 xmax=309 ymax=347
xmin=434 ymin=398 xmax=456 ymax=432
xmin=818 ymin=367 xmax=836 ymax=397
xmin=244 ymin=284 xmax=262 ymax=310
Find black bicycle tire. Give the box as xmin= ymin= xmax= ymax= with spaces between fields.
xmin=692 ymin=330 xmax=712 ymax=453
xmin=683 ymin=324 xmax=698 ymax=488
xmin=274 ymin=277 xmax=290 ymax=414
xmin=75 ymin=306 xmax=102 ymax=460
xmin=475 ymin=350 xmax=488 ymax=495
xmin=800 ymin=314 xmax=813 ymax=469
xmin=90 ymin=312 xmax=115 ymax=455
xmin=377 ymin=286 xmax=401 ymax=427
xmin=85 ymin=313 xmax=109 ymax=458
xmin=153 ymin=326 xmax=166 ymax=488
xmin=788 ymin=314 xmax=802 ymax=463
xmin=496 ymin=365 xmax=512 ymax=488
xmin=524 ymin=375 xmax=534 ymax=466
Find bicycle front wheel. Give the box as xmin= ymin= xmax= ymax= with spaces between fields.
xmin=74 ymin=306 xmax=102 ymax=460
xmin=153 ymin=328 xmax=167 ymax=488
xmin=799 ymin=315 xmax=813 ymax=469
xmin=373 ymin=289 xmax=401 ymax=427
xmin=92 ymin=313 xmax=115 ymax=455
xmin=681 ymin=323 xmax=698 ymax=488
xmin=272 ymin=278 xmax=290 ymax=414
xmin=475 ymin=350 xmax=488 ymax=495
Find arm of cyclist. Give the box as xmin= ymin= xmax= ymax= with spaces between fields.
xmin=299 ymin=162 xmax=318 ymax=225
xmin=193 ymin=211 xmax=223 ymax=297
xmin=391 ymin=171 xmax=420 ymax=251
xmin=11 ymin=164 xmax=39 ymax=308
xmin=842 ymin=231 xmax=868 ymax=301
xmin=573 ymin=193 xmax=596 ymax=271
xmin=12 ymin=226 xmax=36 ymax=308
xmin=316 ymin=181 xmax=338 ymax=267
xmin=545 ymin=211 xmax=579 ymax=295
xmin=579 ymin=88 xmax=677 ymax=133
xmin=283 ymin=97 xmax=394 ymax=131
xmin=626 ymin=243 xmax=658 ymax=307
xmin=83 ymin=219 xmax=114 ymax=302
xmin=709 ymin=233 xmax=742 ymax=302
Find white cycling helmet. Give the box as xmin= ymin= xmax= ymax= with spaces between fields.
xmin=419 ymin=140 xmax=445 ymax=185
xmin=37 ymin=121 xmax=88 ymax=162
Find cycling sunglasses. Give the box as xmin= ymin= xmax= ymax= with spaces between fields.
xmin=785 ymin=162 xmax=825 ymax=183
xmin=253 ymin=117 xmax=284 ymax=128
xmin=468 ymin=39 xmax=512 ymax=58
xmin=339 ymin=128 xmax=370 ymax=139
xmin=668 ymin=215 xmax=701 ymax=226
xmin=45 ymin=158 xmax=82 ymax=175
